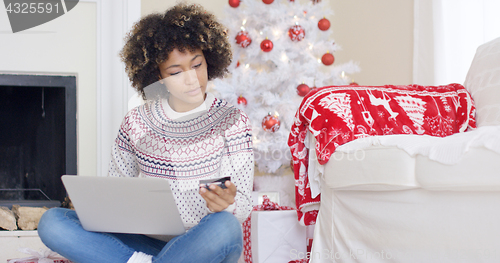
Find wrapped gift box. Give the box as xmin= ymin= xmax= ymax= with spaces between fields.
xmin=7 ymin=248 xmax=72 ymax=263
xmin=8 ymin=260 xmax=71 ymax=263
xmin=251 ymin=210 xmax=306 ymax=263
xmin=252 ymin=191 xmax=280 ymax=206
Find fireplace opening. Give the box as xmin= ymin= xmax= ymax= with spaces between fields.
xmin=0 ymin=74 xmax=77 ymax=208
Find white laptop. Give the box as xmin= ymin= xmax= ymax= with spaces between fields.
xmin=61 ymin=175 xmax=186 ymax=236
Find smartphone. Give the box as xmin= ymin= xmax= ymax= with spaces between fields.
xmin=199 ymin=176 xmax=231 ymax=190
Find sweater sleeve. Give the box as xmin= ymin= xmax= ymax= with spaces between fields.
xmin=107 ymin=111 xmax=140 ymax=178
xmin=222 ymin=109 xmax=254 ymax=223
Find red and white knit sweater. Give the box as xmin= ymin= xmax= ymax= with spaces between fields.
xmin=108 ymin=93 xmax=254 ymax=229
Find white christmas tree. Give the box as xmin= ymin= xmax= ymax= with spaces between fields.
xmin=211 ymin=0 xmax=360 ymax=173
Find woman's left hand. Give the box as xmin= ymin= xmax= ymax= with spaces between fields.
xmin=199 ymin=180 xmax=236 ymax=213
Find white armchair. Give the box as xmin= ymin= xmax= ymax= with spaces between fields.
xmin=309 ymin=37 xmax=500 ymax=263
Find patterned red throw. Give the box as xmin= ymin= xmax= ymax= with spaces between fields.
xmin=288 ymin=84 xmax=476 ymax=225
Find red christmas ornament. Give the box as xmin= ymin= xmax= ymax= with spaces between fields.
xmin=237 ymin=95 xmax=247 ymax=105
xmin=235 ymin=31 xmax=252 ymax=48
xmin=349 ymin=81 xmax=359 ymax=86
xmin=229 ymin=0 xmax=240 ymax=8
xmin=288 ymin=25 xmax=305 ymax=42
xmin=263 ymin=0 xmax=274 ymax=4
xmin=321 ymin=52 xmax=335 ymax=66
xmin=236 ymin=61 xmax=240 ymax=68
xmin=296 ymin=83 xmax=311 ymax=97
xmin=260 ymin=38 xmax=273 ymax=52
xmin=318 ymin=18 xmax=330 ymax=31
xmin=262 ymin=113 xmax=280 ymax=132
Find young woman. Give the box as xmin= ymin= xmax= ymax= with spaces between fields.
xmin=38 ymin=3 xmax=254 ymax=262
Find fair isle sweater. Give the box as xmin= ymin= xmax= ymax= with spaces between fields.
xmin=108 ymin=93 xmax=254 ymax=229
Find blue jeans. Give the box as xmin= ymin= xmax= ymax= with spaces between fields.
xmin=38 ymin=208 xmax=243 ymax=263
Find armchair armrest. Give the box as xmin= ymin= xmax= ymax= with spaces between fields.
xmin=319 ymin=126 xmax=500 ymax=192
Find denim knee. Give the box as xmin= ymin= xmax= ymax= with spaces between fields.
xmin=208 ymin=211 xmax=243 ymax=245
xmin=38 ymin=208 xmax=73 ymax=245
xmin=38 ymin=208 xmax=60 ymax=235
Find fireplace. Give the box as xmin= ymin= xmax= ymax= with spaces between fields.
xmin=0 ymin=74 xmax=77 ymax=208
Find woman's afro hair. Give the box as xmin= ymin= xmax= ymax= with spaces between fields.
xmin=120 ymin=3 xmax=233 ymax=98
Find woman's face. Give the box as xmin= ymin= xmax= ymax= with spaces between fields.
xmin=158 ymin=48 xmax=208 ymax=112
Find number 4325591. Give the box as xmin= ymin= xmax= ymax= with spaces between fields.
xmin=6 ymin=2 xmax=61 ymax=14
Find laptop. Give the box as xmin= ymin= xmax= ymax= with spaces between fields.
xmin=61 ymin=175 xmax=186 ymax=236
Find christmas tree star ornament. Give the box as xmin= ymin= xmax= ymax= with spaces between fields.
xmin=260 ymin=38 xmax=273 ymax=52
xmin=288 ymin=24 xmax=305 ymax=41
xmin=235 ymin=30 xmax=252 ymax=48
xmin=262 ymin=113 xmax=280 ymax=132
xmin=321 ymin=52 xmax=334 ymax=65
xmin=318 ymin=17 xmax=330 ymax=31
xmin=296 ymin=83 xmax=311 ymax=97
xmin=229 ymin=0 xmax=240 ymax=8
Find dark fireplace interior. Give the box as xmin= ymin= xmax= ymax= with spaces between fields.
xmin=0 ymin=74 xmax=76 ymax=208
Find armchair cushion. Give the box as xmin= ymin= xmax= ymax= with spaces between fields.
xmin=464 ymin=36 xmax=500 ymax=126
xmin=322 ymin=126 xmax=500 ymax=191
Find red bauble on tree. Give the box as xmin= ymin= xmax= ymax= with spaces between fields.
xmin=237 ymin=95 xmax=247 ymax=105
xmin=262 ymin=113 xmax=280 ymax=133
xmin=321 ymin=52 xmax=335 ymax=66
xmin=235 ymin=31 xmax=252 ymax=48
xmin=260 ymin=38 xmax=273 ymax=52
xmin=262 ymin=0 xmax=274 ymax=4
xmin=318 ymin=18 xmax=330 ymax=31
xmin=296 ymin=83 xmax=311 ymax=97
xmin=349 ymin=81 xmax=359 ymax=86
xmin=229 ymin=0 xmax=240 ymax=8
xmin=288 ymin=25 xmax=305 ymax=42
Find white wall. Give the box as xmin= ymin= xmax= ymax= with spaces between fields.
xmin=330 ymin=0 xmax=414 ymax=85
xmin=0 ymin=2 xmax=97 ymax=176
xmin=142 ymin=0 xmax=226 ymax=18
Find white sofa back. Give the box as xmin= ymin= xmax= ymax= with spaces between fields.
xmin=464 ymin=36 xmax=500 ymax=127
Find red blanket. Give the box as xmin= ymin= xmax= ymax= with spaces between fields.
xmin=288 ymin=84 xmax=476 ymax=225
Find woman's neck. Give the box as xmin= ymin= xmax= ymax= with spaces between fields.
xmin=168 ymin=93 xmax=207 ymax=113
